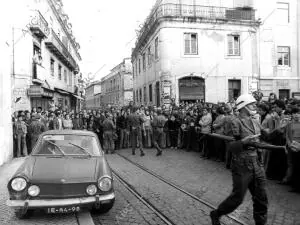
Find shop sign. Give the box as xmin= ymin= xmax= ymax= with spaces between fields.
xmin=27 ymin=86 xmax=42 ymax=97
xmin=42 ymin=89 xmax=54 ymax=98
xmin=27 ymin=86 xmax=54 ymax=98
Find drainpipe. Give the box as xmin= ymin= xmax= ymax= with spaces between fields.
xmin=297 ymin=0 xmax=300 ymax=91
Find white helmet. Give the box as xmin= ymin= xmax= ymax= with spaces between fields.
xmin=235 ymin=94 xmax=256 ymax=110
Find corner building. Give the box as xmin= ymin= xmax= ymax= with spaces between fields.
xmin=132 ymin=0 xmax=260 ymax=105
xmin=11 ymin=0 xmax=82 ymax=112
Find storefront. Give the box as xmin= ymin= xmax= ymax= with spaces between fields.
xmin=178 ymin=76 xmax=205 ymax=103
xmin=27 ymin=85 xmax=54 ymax=111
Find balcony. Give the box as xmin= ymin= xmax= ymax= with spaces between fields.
xmin=45 ymin=29 xmax=77 ymax=70
xmin=133 ymin=3 xmax=257 ymax=56
xmin=29 ymin=10 xmax=50 ymax=39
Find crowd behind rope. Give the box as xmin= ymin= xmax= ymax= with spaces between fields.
xmin=12 ymin=92 xmax=300 ymax=193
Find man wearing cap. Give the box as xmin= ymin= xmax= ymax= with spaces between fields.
xmin=152 ymin=107 xmax=167 ymax=156
xmin=210 ymin=94 xmax=278 ymax=225
xmin=28 ymin=114 xmax=46 ymax=150
xmin=102 ymin=113 xmax=116 ymax=154
xmin=127 ymin=107 xmax=145 ymax=156
xmin=13 ymin=114 xmax=28 ymax=157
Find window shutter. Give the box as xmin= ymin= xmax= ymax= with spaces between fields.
xmin=191 ymin=34 xmax=197 ymax=54
xmin=228 ymin=36 xmax=233 ymax=55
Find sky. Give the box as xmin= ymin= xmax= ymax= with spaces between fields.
xmin=62 ymin=0 xmax=157 ymax=81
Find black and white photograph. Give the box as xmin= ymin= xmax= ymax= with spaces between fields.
xmin=0 ymin=0 xmax=300 ymax=224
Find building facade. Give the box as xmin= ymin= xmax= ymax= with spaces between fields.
xmin=85 ymin=81 xmax=102 ymax=109
xmin=256 ymin=0 xmax=300 ymax=100
xmin=132 ymin=0 xmax=259 ymax=105
xmin=11 ymin=0 xmax=82 ymax=113
xmin=101 ymin=58 xmax=133 ymax=107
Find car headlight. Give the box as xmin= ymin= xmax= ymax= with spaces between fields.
xmin=28 ymin=185 xmax=40 ymax=197
xmin=86 ymin=184 xmax=97 ymax=196
xmin=11 ymin=177 xmax=27 ymax=191
xmin=98 ymin=177 xmax=112 ymax=192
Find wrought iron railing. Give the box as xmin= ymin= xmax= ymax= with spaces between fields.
xmin=47 ymin=29 xmax=77 ymax=69
xmin=134 ymin=3 xmax=256 ymax=55
xmin=29 ymin=10 xmax=50 ymax=37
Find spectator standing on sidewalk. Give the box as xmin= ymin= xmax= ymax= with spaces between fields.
xmin=63 ymin=114 xmax=73 ymax=129
xmin=166 ymin=114 xmax=180 ymax=149
xmin=13 ymin=114 xmax=28 ymax=157
xmin=28 ymin=115 xmax=46 ymax=150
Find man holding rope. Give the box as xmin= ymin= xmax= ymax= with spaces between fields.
xmin=210 ymin=94 xmax=286 ymax=225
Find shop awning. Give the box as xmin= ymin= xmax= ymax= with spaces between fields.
xmin=72 ymin=94 xmax=84 ymax=100
xmin=55 ymin=88 xmax=69 ymax=95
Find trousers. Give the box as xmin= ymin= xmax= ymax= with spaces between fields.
xmin=16 ymin=134 xmax=28 ymax=157
xmin=217 ymin=156 xmax=268 ymax=225
xmin=131 ymin=127 xmax=144 ymax=153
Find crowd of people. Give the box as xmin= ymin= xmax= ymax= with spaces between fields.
xmin=12 ymin=92 xmax=300 ymax=194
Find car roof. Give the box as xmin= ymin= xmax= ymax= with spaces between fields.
xmin=41 ymin=130 xmax=97 ymax=137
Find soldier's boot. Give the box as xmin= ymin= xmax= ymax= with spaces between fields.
xmin=210 ymin=210 xmax=221 ymax=225
xmin=105 ymin=150 xmax=109 ymax=154
xmin=132 ymin=149 xmax=135 ymax=155
xmin=140 ymin=149 xmax=145 ymax=157
xmin=156 ymin=149 xmax=162 ymax=156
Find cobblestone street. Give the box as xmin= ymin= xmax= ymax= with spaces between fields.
xmin=110 ymin=148 xmax=300 ymax=225
xmin=1 ymin=149 xmax=300 ymax=225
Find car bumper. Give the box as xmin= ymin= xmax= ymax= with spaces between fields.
xmin=6 ymin=192 xmax=115 ymax=208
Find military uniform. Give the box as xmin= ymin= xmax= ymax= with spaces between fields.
xmin=13 ymin=120 xmax=28 ymax=157
xmin=28 ymin=116 xmax=46 ymax=150
xmin=151 ymin=112 xmax=167 ymax=156
xmin=102 ymin=117 xmax=116 ymax=154
xmin=215 ymin=115 xmax=268 ymax=225
xmin=127 ymin=111 xmax=145 ymax=156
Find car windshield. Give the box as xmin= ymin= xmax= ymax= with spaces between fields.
xmin=33 ymin=134 xmax=102 ymax=157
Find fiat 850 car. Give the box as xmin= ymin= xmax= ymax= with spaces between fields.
xmin=6 ymin=130 xmax=115 ymax=219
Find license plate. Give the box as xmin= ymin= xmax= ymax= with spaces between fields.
xmin=47 ymin=206 xmax=80 ymax=214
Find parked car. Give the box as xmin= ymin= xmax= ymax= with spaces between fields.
xmin=6 ymin=130 xmax=115 ymax=219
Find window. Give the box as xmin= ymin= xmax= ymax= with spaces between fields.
xmin=136 ymin=61 xmax=138 ymax=76
xmin=155 ymin=37 xmax=159 ymax=59
xmin=147 ymin=46 xmax=152 ymax=66
xmin=277 ymin=46 xmax=290 ymax=66
xmin=144 ymin=86 xmax=147 ymax=103
xmin=58 ymin=64 xmax=62 ymax=80
xmin=277 ymin=2 xmax=289 ymax=24
xmin=50 ymin=58 xmax=54 ymax=76
xmin=139 ymin=88 xmax=142 ymax=103
xmin=184 ymin=33 xmax=198 ymax=55
xmin=142 ymin=53 xmax=146 ymax=71
xmin=228 ymin=79 xmax=241 ymax=101
xmin=133 ymin=65 xmax=135 ymax=79
xmin=149 ymin=84 xmax=153 ymax=102
xmin=69 ymin=73 xmax=72 ymax=86
xmin=138 ymin=58 xmax=141 ymax=74
xmin=64 ymin=69 xmax=67 ymax=83
xmin=136 ymin=90 xmax=139 ymax=102
xmin=228 ymin=35 xmax=240 ymax=56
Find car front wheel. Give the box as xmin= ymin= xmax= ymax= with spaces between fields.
xmin=14 ymin=209 xmax=33 ymax=219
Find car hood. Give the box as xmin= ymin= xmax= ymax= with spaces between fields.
xmin=13 ymin=156 xmax=111 ymax=184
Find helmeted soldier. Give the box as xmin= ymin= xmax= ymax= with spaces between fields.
xmin=28 ymin=114 xmax=46 ymax=150
xmin=210 ymin=94 xmax=276 ymax=225
xmin=151 ymin=107 xmax=167 ymax=156
xmin=127 ymin=107 xmax=145 ymax=156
